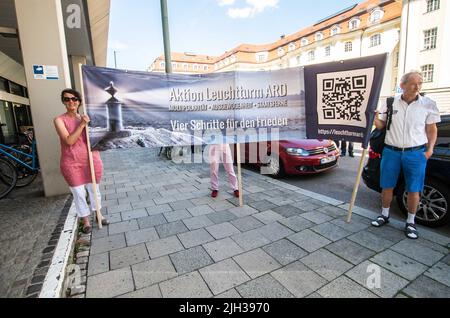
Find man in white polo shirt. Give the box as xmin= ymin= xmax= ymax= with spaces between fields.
xmin=371 ymin=71 xmax=441 ymax=239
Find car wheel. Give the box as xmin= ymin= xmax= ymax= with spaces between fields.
xmin=396 ymin=179 xmax=450 ymax=227
xmin=263 ymin=154 xmax=285 ymax=178
xmin=165 ymin=147 xmax=172 ymax=160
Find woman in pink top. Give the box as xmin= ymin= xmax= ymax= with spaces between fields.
xmin=54 ymin=89 xmax=108 ymax=234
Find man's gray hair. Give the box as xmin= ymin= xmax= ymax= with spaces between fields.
xmin=401 ymin=71 xmax=423 ymax=84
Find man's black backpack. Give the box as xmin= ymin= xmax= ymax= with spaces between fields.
xmin=369 ymin=97 xmax=394 ymax=154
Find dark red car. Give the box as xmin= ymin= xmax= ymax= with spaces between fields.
xmin=237 ymin=139 xmax=340 ymax=177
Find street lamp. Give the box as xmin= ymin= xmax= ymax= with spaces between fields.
xmin=114 ymin=51 xmax=118 ymax=68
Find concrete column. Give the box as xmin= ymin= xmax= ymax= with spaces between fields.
xmin=15 ymin=0 xmax=72 ymax=196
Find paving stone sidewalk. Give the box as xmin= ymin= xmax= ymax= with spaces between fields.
xmin=0 ymin=175 xmax=69 ymax=298
xmin=84 ymin=148 xmax=450 ymax=298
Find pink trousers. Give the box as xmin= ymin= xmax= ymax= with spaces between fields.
xmin=209 ymin=144 xmax=238 ymax=191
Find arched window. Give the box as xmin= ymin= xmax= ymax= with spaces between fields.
xmin=349 ymin=18 xmax=360 ymax=30
xmin=370 ymin=8 xmax=384 ymax=23
xmin=301 ymin=38 xmax=309 ymax=46
xmin=315 ymin=32 xmax=323 ymax=41
xmin=277 ymin=47 xmax=285 ymax=56
xmin=308 ymin=50 xmax=315 ymax=61
xmin=288 ymin=42 xmax=296 ymax=52
xmin=331 ymin=25 xmax=340 ymax=36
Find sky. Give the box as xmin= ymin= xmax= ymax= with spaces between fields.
xmin=107 ymin=0 xmax=361 ymax=71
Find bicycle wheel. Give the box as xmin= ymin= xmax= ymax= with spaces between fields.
xmin=0 ymin=157 xmax=18 ymax=199
xmin=15 ymin=165 xmax=38 ymax=187
xmin=8 ymin=145 xmax=38 ymax=187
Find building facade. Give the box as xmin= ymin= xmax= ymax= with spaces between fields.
xmin=399 ymin=0 xmax=450 ymax=113
xmin=149 ymin=0 xmax=402 ymax=105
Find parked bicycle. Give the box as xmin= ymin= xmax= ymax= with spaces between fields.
xmin=0 ymin=131 xmax=39 ymax=199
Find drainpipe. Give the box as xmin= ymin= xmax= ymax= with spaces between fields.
xmin=402 ymin=0 xmax=410 ymax=75
xmin=360 ymin=27 xmax=367 ymax=57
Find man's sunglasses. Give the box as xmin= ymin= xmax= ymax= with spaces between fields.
xmin=63 ymin=97 xmax=79 ymax=102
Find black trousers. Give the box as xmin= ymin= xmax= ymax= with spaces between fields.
xmin=336 ymin=140 xmax=353 ymax=155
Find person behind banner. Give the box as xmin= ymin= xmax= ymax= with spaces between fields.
xmin=54 ymin=89 xmax=109 ymax=234
xmin=209 ymin=143 xmax=239 ymax=198
xmin=371 ymin=71 xmax=440 ymax=239
xmin=335 ymin=139 xmax=354 ymax=157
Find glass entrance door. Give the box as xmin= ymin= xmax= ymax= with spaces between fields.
xmin=0 ymin=100 xmax=16 ymax=144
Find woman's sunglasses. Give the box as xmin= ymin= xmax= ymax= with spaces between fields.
xmin=63 ymin=97 xmax=79 ymax=102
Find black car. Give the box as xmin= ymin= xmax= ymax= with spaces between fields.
xmin=362 ymin=114 xmax=450 ymax=227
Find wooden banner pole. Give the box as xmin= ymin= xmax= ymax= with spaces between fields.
xmin=236 ymin=143 xmax=244 ymax=207
xmin=346 ymin=148 xmax=368 ymax=223
xmin=78 ymin=63 xmax=103 ymax=229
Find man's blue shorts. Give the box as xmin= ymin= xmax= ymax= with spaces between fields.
xmin=380 ymin=146 xmax=427 ymax=193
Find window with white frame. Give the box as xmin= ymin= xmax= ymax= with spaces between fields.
xmin=256 ymin=52 xmax=268 ymax=63
xmin=183 ymin=63 xmax=188 ymax=70
xmin=370 ymin=9 xmax=384 ymax=23
xmin=224 ymin=58 xmax=230 ymax=65
xmin=193 ymin=64 xmax=199 ymax=71
xmin=296 ymin=55 xmax=301 ymax=65
xmin=421 ymin=64 xmax=434 ymax=82
xmin=426 ymin=0 xmax=440 ymax=13
xmin=423 ymin=28 xmax=438 ymax=50
xmin=277 ymin=47 xmax=285 ymax=56
xmin=308 ymin=50 xmax=315 ymax=61
xmin=349 ymin=18 xmax=360 ymax=30
xmin=172 ymin=62 xmax=177 ymax=69
xmin=288 ymin=42 xmax=296 ymax=52
xmin=325 ymin=46 xmax=331 ymax=57
xmin=230 ymin=54 xmax=237 ymax=62
xmin=160 ymin=61 xmax=165 ymax=68
xmin=315 ymin=32 xmax=323 ymax=41
xmin=203 ymin=65 xmax=208 ymax=71
xmin=301 ymin=38 xmax=309 ymax=46
xmin=344 ymin=41 xmax=353 ymax=52
xmin=370 ymin=34 xmax=381 ymax=47
xmin=331 ymin=25 xmax=340 ymax=36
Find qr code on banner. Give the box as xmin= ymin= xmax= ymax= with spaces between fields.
xmin=317 ymin=68 xmax=374 ymax=128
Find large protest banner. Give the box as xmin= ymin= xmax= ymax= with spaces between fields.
xmin=82 ymin=54 xmax=386 ymax=150
xmin=82 ymin=66 xmax=305 ymax=150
